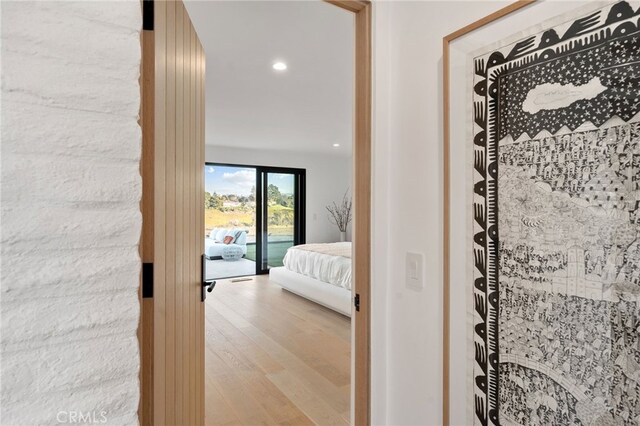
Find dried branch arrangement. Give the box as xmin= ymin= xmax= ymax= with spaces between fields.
xmin=326 ymin=190 xmax=352 ymax=232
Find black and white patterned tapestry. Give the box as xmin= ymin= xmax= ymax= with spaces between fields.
xmin=471 ymin=2 xmax=640 ymax=424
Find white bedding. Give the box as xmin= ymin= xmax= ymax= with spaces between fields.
xmin=282 ymin=242 xmax=352 ymax=290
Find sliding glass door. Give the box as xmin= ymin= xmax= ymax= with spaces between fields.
xmin=257 ymin=170 xmax=305 ymax=273
xmin=205 ymin=162 xmax=305 ymax=278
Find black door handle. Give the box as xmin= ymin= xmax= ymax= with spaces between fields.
xmin=201 ymin=254 xmax=216 ymax=301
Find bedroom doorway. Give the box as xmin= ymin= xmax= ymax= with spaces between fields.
xmin=204 ymin=163 xmax=306 ymax=280
xmin=138 ymin=0 xmax=371 ymax=424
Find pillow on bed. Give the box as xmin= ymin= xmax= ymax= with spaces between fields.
xmin=208 ymin=228 xmax=219 ymax=239
xmin=223 ymin=235 xmax=234 ymax=244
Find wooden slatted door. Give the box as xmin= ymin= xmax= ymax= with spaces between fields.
xmin=140 ymin=0 xmax=206 ymax=424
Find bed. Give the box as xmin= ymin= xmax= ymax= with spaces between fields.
xmin=269 ymin=242 xmax=352 ymax=317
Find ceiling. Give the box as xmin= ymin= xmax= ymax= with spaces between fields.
xmin=185 ymin=1 xmax=354 ymax=157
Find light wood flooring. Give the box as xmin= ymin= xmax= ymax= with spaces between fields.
xmin=205 ymin=275 xmax=351 ymax=425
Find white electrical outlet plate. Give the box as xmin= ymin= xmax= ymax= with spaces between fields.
xmin=406 ymin=252 xmax=424 ymax=291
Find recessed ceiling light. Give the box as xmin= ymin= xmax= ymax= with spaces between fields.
xmin=272 ymin=62 xmax=287 ymax=71
xmin=332 ymin=143 xmax=340 ymax=148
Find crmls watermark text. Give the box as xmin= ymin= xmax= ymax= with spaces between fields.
xmin=56 ymin=411 xmax=107 ymax=424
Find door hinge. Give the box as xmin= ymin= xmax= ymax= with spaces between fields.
xmin=143 ymin=0 xmax=154 ymax=31
xmin=354 ymin=293 xmax=360 ymax=312
xmin=142 ymin=262 xmax=153 ymax=298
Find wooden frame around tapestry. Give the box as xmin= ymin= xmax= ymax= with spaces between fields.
xmin=442 ymin=2 xmax=536 ymax=424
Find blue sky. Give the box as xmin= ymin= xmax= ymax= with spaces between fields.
xmin=205 ymin=165 xmax=294 ymax=196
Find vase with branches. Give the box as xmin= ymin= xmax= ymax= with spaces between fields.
xmin=326 ymin=190 xmax=352 ymax=242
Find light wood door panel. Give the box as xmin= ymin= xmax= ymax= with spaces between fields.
xmin=140 ymin=1 xmax=205 ymax=424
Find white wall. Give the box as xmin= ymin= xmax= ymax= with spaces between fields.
xmin=371 ymin=2 xmax=510 ymax=425
xmin=1 ymin=2 xmax=142 ymax=424
xmin=205 ymin=145 xmax=353 ymax=243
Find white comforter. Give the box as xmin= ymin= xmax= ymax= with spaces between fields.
xmin=282 ymin=242 xmax=352 ymax=290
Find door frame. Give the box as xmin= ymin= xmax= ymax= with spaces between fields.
xmin=139 ymin=0 xmax=372 ymax=423
xmin=324 ymin=1 xmax=372 ymax=424
xmin=204 ymin=161 xmax=307 ymax=276
xmin=139 ymin=2 xmax=154 ymax=422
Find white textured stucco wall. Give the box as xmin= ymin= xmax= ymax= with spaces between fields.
xmin=1 ymin=2 xmax=142 ymax=424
